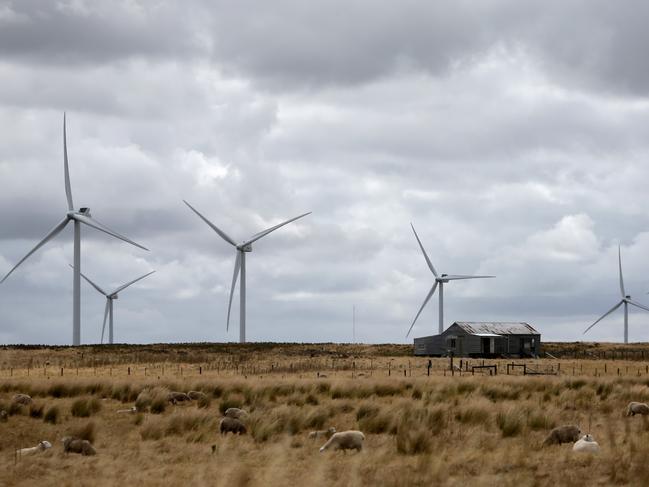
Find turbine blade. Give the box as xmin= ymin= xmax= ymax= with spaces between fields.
xmin=583 ymin=301 xmax=623 ymax=334
xmin=1 ymin=218 xmax=69 ymax=284
xmin=410 ymin=223 xmax=438 ymax=277
xmin=628 ymin=299 xmax=649 ymax=313
xmin=100 ymin=299 xmax=110 ymax=344
xmin=619 ymin=245 xmax=626 ymax=298
xmin=443 ymin=275 xmax=496 ymax=281
xmin=73 ymin=214 xmax=148 ymax=251
xmin=183 ymin=200 xmax=236 ymax=246
xmin=63 ymin=113 xmax=74 ymax=211
xmin=242 ymin=212 xmax=311 ymax=246
xmin=111 ymin=270 xmax=155 ymax=295
xmin=69 ymin=264 xmax=107 ymax=296
xmin=226 ymin=252 xmax=241 ymax=331
xmin=406 ymin=281 xmax=438 ymax=337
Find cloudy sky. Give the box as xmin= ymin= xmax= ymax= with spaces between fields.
xmin=2 ymin=1 xmax=649 ymax=345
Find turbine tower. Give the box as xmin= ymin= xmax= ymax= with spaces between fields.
xmin=406 ymin=223 xmax=495 ymax=337
xmin=0 ymin=114 xmax=148 ymax=345
xmin=584 ymin=246 xmax=649 ymax=344
xmin=183 ymin=200 xmax=310 ymax=343
xmin=71 ymin=265 xmax=155 ymax=344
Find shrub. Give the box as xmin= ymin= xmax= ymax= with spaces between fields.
xmin=496 ymin=410 xmax=523 ymax=437
xmin=44 ymin=406 xmax=60 ymax=424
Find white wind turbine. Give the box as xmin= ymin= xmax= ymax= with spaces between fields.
xmin=0 ymin=114 xmax=148 ymax=345
xmin=183 ymin=201 xmax=311 ymax=343
xmin=406 ymin=223 xmax=495 ymax=337
xmin=583 ymin=246 xmax=649 ymax=344
xmin=70 ymin=265 xmax=155 ymax=344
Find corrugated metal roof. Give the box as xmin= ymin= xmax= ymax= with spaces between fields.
xmin=454 ymin=322 xmax=539 ymax=335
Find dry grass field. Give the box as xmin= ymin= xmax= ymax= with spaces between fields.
xmin=2 ymin=343 xmax=649 ymax=486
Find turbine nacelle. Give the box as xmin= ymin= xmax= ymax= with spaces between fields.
xmin=238 ymin=243 xmax=253 ymax=252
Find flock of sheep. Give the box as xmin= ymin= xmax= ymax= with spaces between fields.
xmin=541 ymin=401 xmax=649 ymax=453
xmin=9 ymin=388 xmax=366 ymax=458
xmin=12 ymin=388 xmax=648 ymax=459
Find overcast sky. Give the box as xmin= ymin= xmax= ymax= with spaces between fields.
xmin=2 ymin=1 xmax=649 ymax=345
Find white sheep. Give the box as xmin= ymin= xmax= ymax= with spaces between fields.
xmin=319 ymin=430 xmax=365 ymax=453
xmin=309 ymin=427 xmax=336 ymax=439
xmin=573 ymin=434 xmax=600 ymax=453
xmin=16 ymin=441 xmax=52 ymax=457
xmin=116 ymin=406 xmax=137 ymax=414
xmin=225 ymin=407 xmax=248 ymax=419
xmin=626 ymin=402 xmax=649 ymax=416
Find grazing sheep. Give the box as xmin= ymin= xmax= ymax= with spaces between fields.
xmin=626 ymin=402 xmax=649 ymax=416
xmin=12 ymin=394 xmax=33 ymax=406
xmin=188 ymin=391 xmax=208 ymax=401
xmin=573 ymin=434 xmax=600 ymax=453
xmin=319 ymin=430 xmax=365 ymax=453
xmin=219 ymin=417 xmax=247 ymax=435
xmin=116 ymin=406 xmax=137 ymax=414
xmin=168 ymin=392 xmax=191 ymax=404
xmin=309 ymin=427 xmax=336 ymax=439
xmin=61 ymin=437 xmax=96 ymax=456
xmin=542 ymin=425 xmax=581 ymax=446
xmin=16 ymin=441 xmax=52 ymax=456
xmin=224 ymin=407 xmax=248 ymax=419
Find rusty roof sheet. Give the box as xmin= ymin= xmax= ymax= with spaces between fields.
xmin=454 ymin=322 xmax=539 ymax=335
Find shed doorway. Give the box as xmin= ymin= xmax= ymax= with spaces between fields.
xmin=481 ymin=337 xmax=495 ymax=354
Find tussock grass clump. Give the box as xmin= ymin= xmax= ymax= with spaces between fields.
xmin=356 ymin=403 xmax=380 ymax=421
xmin=564 ymin=379 xmax=587 ymax=390
xmin=197 ymin=395 xmax=211 ymax=409
xmin=150 ymin=397 xmax=167 ymax=414
xmin=481 ymin=385 xmax=520 ymax=402
xmin=373 ymin=383 xmax=404 ymax=397
xmin=305 ymin=407 xmax=330 ymax=429
xmin=111 ymin=383 xmax=139 ymax=403
xmin=455 ymin=406 xmax=490 ymax=425
xmin=43 ymin=405 xmax=60 ymax=424
xmin=527 ymin=411 xmax=556 ymax=431
xmin=496 ymin=410 xmax=523 ymax=437
xmin=305 ymin=393 xmax=319 ymax=406
xmin=135 ymin=387 xmax=169 ymax=413
xmin=8 ymin=402 xmax=25 ymax=416
xmin=71 ymin=397 xmax=102 ymax=417
xmin=358 ymin=408 xmax=393 ymax=434
xmin=29 ymin=403 xmax=44 ymax=418
xmin=248 ymin=405 xmax=305 ymax=442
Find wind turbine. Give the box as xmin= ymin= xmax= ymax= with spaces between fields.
xmin=583 ymin=246 xmax=649 ymax=344
xmin=0 ymin=114 xmax=148 ymax=345
xmin=406 ymin=223 xmax=495 ymax=337
xmin=70 ymin=265 xmax=155 ymax=344
xmin=183 ymin=200 xmax=310 ymax=343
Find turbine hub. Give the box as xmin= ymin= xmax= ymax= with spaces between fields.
xmin=626 ymin=295 xmax=631 ymax=299
xmin=239 ymin=244 xmax=252 ymax=252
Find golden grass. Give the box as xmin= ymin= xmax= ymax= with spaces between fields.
xmin=3 ymin=345 xmax=649 ymax=485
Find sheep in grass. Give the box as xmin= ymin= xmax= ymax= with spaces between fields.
xmin=116 ymin=406 xmax=137 ymax=414
xmin=573 ymin=434 xmax=600 ymax=453
xmin=12 ymin=394 xmax=33 ymax=406
xmin=319 ymin=431 xmax=365 ymax=453
xmin=219 ymin=417 xmax=247 ymax=435
xmin=16 ymin=441 xmax=52 ymax=457
xmin=168 ymin=392 xmax=191 ymax=405
xmin=61 ymin=437 xmax=96 ymax=456
xmin=542 ymin=425 xmax=581 ymax=446
xmin=188 ymin=391 xmax=207 ymax=401
xmin=309 ymin=427 xmax=336 ymax=440
xmin=224 ymin=407 xmax=248 ymax=419
xmin=626 ymin=402 xmax=649 ymax=416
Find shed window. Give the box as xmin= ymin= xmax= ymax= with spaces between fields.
xmin=448 ymin=338 xmax=456 ymax=348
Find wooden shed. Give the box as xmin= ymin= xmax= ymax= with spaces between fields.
xmin=413 ymin=322 xmax=541 ymax=358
